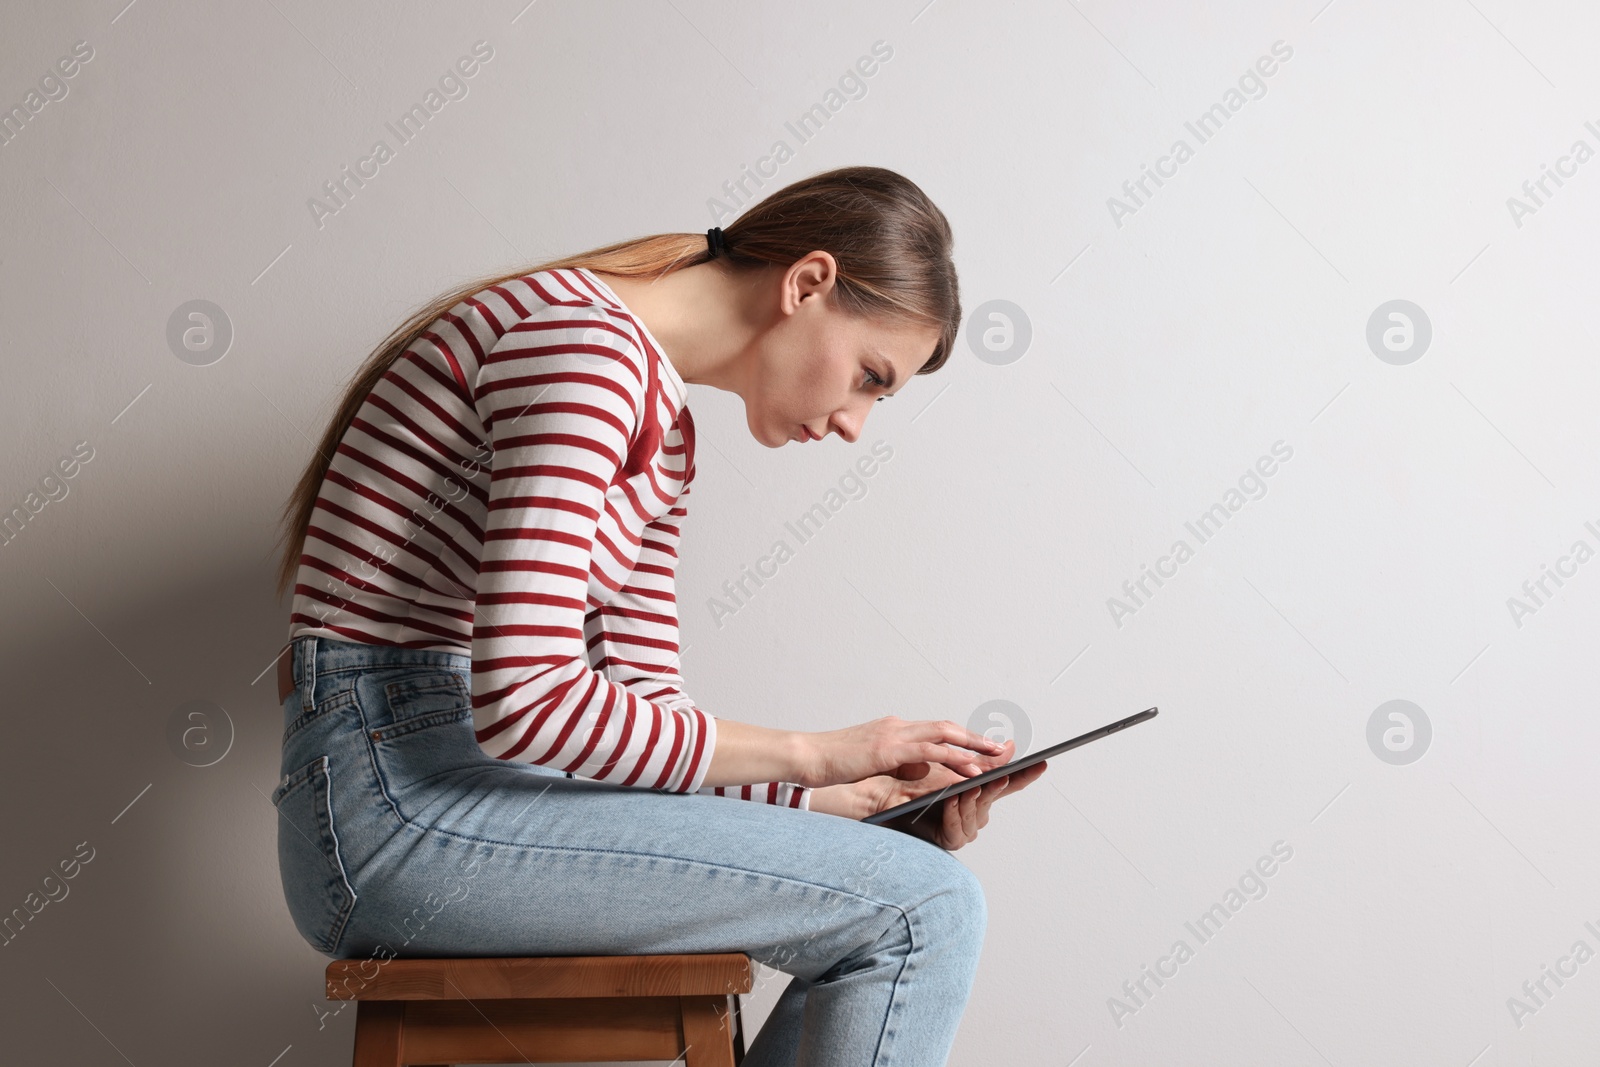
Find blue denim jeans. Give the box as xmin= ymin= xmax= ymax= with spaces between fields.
xmin=272 ymin=635 xmax=988 ymax=1066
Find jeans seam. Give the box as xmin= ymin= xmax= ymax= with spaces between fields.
xmin=870 ymin=908 xmax=917 ymax=1066
xmin=383 ymin=815 xmax=918 ymax=919
xmin=318 ymin=755 xmax=359 ymax=954
xmin=282 ymin=689 xmax=357 ymax=746
xmin=273 ymin=753 xmax=360 ymax=956
xmin=367 ymin=707 xmax=474 ymax=742
xmin=354 ymin=693 xmax=408 ymax=830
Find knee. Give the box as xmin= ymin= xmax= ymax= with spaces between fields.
xmin=948 ymin=857 xmax=988 ymax=944
xmin=908 ymin=850 xmax=987 ymax=953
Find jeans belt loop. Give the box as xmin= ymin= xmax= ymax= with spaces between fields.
xmin=299 ymin=636 xmax=318 ymax=713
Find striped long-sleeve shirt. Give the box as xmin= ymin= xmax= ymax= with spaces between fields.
xmin=286 ymin=267 xmax=811 ymax=809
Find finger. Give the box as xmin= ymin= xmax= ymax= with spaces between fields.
xmin=970 ymin=740 xmax=1016 ymax=768
xmin=952 ymin=793 xmax=970 ymax=848
xmin=963 ymin=725 xmax=1010 ymax=757
xmin=972 ymin=738 xmax=1016 ymax=768
xmin=912 ymin=741 xmax=980 ymax=772
xmin=1006 ymin=763 xmax=1048 ymax=791
xmin=972 ymin=778 xmax=1010 ymax=829
xmin=936 ymin=796 xmax=956 ymax=851
xmin=923 ymin=720 xmax=1009 ymax=758
xmin=920 ymin=739 xmax=1012 ymax=774
xmin=977 ymin=777 xmax=1009 ymax=816
xmin=985 ymin=764 xmax=1039 ymax=798
xmin=972 ymin=752 xmax=1012 ymax=773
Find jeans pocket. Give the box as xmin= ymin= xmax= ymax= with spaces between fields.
xmin=272 ymin=754 xmax=358 ymax=957
xmin=374 ymin=672 xmax=473 ymax=742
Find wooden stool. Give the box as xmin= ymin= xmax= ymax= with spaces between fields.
xmin=327 ymin=953 xmax=752 ymax=1066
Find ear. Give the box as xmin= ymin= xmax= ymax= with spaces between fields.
xmin=783 ymin=251 xmax=838 ymax=313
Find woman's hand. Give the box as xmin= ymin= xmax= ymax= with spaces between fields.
xmin=793 ymin=716 xmax=1012 ymax=789
xmin=863 ymin=751 xmax=1050 ymax=851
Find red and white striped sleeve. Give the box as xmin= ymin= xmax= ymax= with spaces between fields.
xmin=594 ymin=485 xmax=813 ymax=810
xmin=469 ymin=301 xmax=715 ymax=792
xmin=698 ymin=772 xmax=814 ymax=809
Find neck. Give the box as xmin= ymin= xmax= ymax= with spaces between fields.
xmin=596 ymin=263 xmax=771 ymax=395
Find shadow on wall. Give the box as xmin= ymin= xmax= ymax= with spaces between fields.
xmin=0 ymin=554 xmax=700 ymax=1066
xmin=0 ymin=553 xmax=346 ymax=1062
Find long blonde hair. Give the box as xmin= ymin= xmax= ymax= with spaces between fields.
xmin=275 ymin=164 xmax=962 ymax=596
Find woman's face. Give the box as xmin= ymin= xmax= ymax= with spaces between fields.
xmin=745 ymin=255 xmax=941 ymax=448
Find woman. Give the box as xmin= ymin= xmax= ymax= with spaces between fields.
xmin=270 ymin=165 xmax=1047 ymax=1065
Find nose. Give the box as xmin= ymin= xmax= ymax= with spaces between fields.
xmin=829 ymin=407 xmax=864 ymax=443
xmin=828 ymin=393 xmax=877 ymax=443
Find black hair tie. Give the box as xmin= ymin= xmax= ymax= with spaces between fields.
xmin=705 ymin=227 xmax=727 ymax=259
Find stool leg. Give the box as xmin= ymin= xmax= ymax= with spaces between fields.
xmin=680 ymin=995 xmax=737 ymax=1067
xmin=731 ymin=992 xmax=746 ymax=1065
xmin=352 ymin=1001 xmax=405 ymax=1067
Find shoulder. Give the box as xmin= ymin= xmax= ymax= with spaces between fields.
xmin=486 ymin=266 xmax=622 ymax=321
xmin=465 ymin=270 xmax=670 ymax=441
xmin=422 ymin=267 xmax=628 ymax=350
xmin=473 ymin=269 xmax=651 ymax=390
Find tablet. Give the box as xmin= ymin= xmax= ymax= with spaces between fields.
xmin=860 ymin=707 xmax=1159 ymax=826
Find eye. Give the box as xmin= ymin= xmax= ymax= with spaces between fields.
xmin=864 ymin=365 xmax=893 ymax=402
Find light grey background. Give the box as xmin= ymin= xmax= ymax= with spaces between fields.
xmin=2 ymin=0 xmax=1596 ymax=1064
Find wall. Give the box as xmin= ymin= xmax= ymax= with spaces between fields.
xmin=0 ymin=0 xmax=1596 ymax=1063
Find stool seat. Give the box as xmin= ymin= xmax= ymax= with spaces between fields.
xmin=327 ymin=953 xmax=753 ymax=1066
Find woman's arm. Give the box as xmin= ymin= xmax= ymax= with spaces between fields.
xmin=707 ymin=716 xmax=1012 ymax=806
xmin=468 ymin=296 xmax=717 ymax=792
xmin=806 ymin=781 xmax=872 ymax=819
xmin=700 ymin=717 xmax=810 ymax=790
xmin=594 ymin=486 xmax=813 ymax=808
